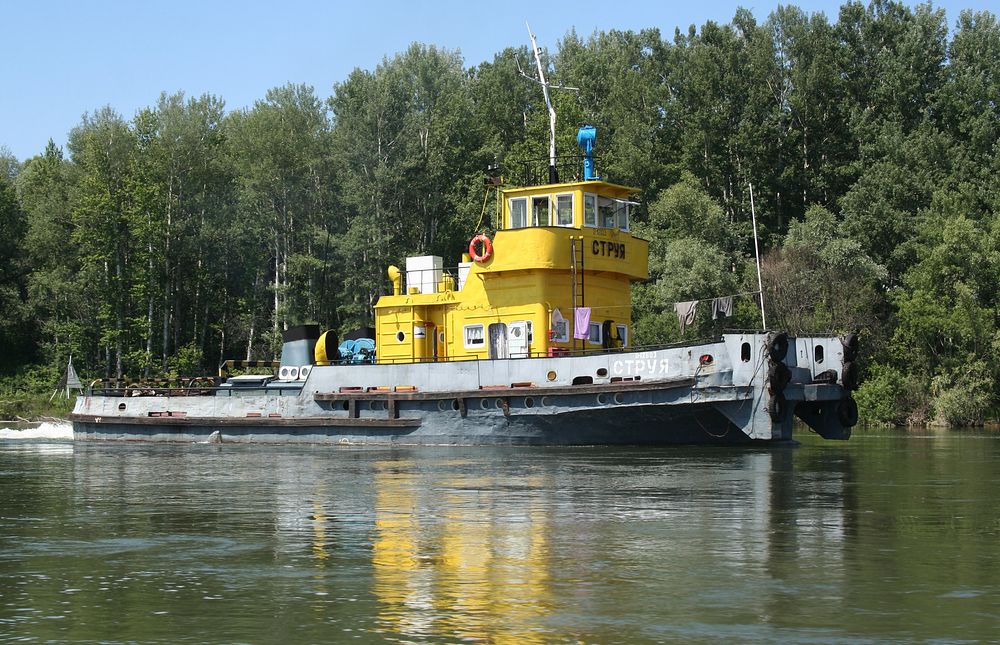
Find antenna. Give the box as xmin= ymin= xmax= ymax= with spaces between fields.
xmin=521 ymin=23 xmax=578 ymax=184
xmin=749 ymin=183 xmax=767 ymax=330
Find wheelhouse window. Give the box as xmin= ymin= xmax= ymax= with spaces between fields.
xmin=532 ymin=195 xmax=550 ymax=226
xmin=555 ymin=194 xmax=574 ymax=227
xmin=585 ymin=193 xmax=630 ymax=231
xmin=464 ymin=324 xmax=485 ymax=349
xmin=615 ymin=201 xmax=630 ymax=231
xmin=584 ymin=194 xmax=597 ymax=227
xmin=598 ymin=196 xmax=616 ymax=228
xmin=509 ymin=198 xmax=527 ymax=229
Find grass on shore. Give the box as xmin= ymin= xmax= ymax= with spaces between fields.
xmin=0 ymin=363 xmax=77 ymax=421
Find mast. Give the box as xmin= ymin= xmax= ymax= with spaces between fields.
xmin=526 ymin=22 xmax=558 ymax=184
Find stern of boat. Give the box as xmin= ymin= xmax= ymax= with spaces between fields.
xmin=714 ymin=331 xmax=859 ymax=441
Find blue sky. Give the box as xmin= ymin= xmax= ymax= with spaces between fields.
xmin=0 ymin=0 xmax=989 ymax=160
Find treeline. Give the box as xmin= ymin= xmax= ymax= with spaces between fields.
xmin=1 ymin=1 xmax=998 ymax=425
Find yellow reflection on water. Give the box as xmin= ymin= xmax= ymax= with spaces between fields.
xmin=372 ymin=462 xmax=551 ymax=642
xmin=311 ymin=493 xmax=329 ymax=565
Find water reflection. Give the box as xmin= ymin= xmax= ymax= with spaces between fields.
xmin=371 ymin=460 xmax=552 ymax=643
xmin=1 ymin=434 xmax=999 ymax=642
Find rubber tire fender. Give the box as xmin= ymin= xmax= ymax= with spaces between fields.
xmin=841 ymin=361 xmax=859 ymax=391
xmin=767 ymin=331 xmax=789 ymax=363
xmin=767 ymin=393 xmax=788 ymax=423
xmin=767 ymin=361 xmax=791 ymax=394
xmin=841 ymin=333 xmax=859 ymax=362
xmin=837 ymin=397 xmax=859 ymax=427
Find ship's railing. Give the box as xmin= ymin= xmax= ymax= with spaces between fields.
xmin=84 ymin=339 xmax=724 ymax=395
xmin=368 ymin=338 xmax=721 ymax=364
xmin=506 ymin=155 xmax=605 ymax=187
xmin=88 ymin=376 xmax=222 ymax=397
xmin=399 ymin=265 xmax=467 ymax=296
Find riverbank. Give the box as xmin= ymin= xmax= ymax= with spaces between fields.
xmin=0 ymin=384 xmax=76 ymax=421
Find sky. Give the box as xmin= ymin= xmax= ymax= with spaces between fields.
xmin=0 ymin=0 xmax=991 ymax=161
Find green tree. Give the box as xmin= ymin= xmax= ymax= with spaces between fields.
xmin=886 ymin=192 xmax=1000 ymax=425
xmin=228 ymin=83 xmax=334 ymax=355
xmin=764 ymin=204 xmax=887 ymax=336
xmin=17 ymin=141 xmax=89 ymax=369
xmin=0 ymin=171 xmax=33 ymax=366
xmin=330 ymin=45 xmax=483 ymax=328
xmin=67 ymin=107 xmax=140 ymax=378
xmin=632 ymin=177 xmax=749 ymax=344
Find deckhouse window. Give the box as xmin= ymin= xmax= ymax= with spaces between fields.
xmin=584 ymin=194 xmax=597 ymax=227
xmin=509 ymin=198 xmax=527 ymax=229
xmin=598 ymin=196 xmax=616 ymax=228
xmin=585 ymin=193 xmax=629 ymax=231
xmin=464 ymin=324 xmax=485 ymax=349
xmin=555 ymin=194 xmax=574 ymax=227
xmin=615 ymin=201 xmax=630 ymax=231
xmin=588 ymin=322 xmax=602 ymax=345
xmin=616 ymin=324 xmax=628 ymax=347
xmin=532 ymin=196 xmax=550 ymax=226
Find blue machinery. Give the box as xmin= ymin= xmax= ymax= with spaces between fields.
xmin=577 ymin=124 xmax=598 ymax=180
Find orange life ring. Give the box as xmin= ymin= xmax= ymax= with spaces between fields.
xmin=469 ymin=234 xmax=493 ymax=262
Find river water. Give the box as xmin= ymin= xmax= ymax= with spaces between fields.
xmin=1 ymin=428 xmax=999 ymax=643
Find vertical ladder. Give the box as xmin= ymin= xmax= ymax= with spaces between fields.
xmin=570 ymin=236 xmax=586 ymax=352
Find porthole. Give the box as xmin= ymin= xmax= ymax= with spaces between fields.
xmin=437 ymin=400 xmax=450 ymax=412
xmin=814 ymin=345 xmax=825 ymax=364
xmin=597 ymin=394 xmax=608 ymax=405
xmin=597 ymin=368 xmax=608 ymax=377
xmin=396 ymin=331 xmax=405 ymax=342
xmin=118 ymin=403 xmax=126 ymax=411
xmin=524 ymin=397 xmax=534 ymax=408
xmin=741 ymin=342 xmax=751 ymax=363
xmin=341 ymin=401 xmax=350 ymax=411
xmin=452 ymin=399 xmax=461 ymax=411
xmin=613 ymin=393 xmax=624 ymax=405
xmin=480 ymin=398 xmax=490 ymax=409
xmin=541 ymin=396 xmax=551 ymax=407
xmin=439 ymin=332 xmax=446 ymax=343
xmin=495 ymin=398 xmax=505 ymax=409
xmin=546 ymin=370 xmax=557 ymax=381
xmin=369 ymin=400 xmax=384 ymax=411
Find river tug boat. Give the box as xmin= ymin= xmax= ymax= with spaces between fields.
xmin=70 ymin=30 xmax=859 ymax=445
xmin=70 ymin=145 xmax=858 ymax=445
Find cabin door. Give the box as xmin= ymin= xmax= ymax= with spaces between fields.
xmin=488 ymin=323 xmax=508 ymax=359
xmin=509 ymin=321 xmax=529 ymax=358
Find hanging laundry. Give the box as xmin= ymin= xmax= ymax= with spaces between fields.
xmin=673 ymin=300 xmax=698 ymax=335
xmin=574 ymin=307 xmax=591 ymax=340
xmin=712 ymin=296 xmax=734 ymax=320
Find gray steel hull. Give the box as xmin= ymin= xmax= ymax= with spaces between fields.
xmin=71 ymin=333 xmax=854 ymax=445
xmin=72 ymin=403 xmax=766 ymax=445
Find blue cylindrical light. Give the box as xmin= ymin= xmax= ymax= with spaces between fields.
xmin=577 ymin=124 xmax=597 ymax=180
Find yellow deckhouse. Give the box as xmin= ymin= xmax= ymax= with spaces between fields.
xmin=374 ymin=177 xmax=649 ymax=364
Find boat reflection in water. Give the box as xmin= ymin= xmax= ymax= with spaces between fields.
xmin=357 ymin=447 xmax=855 ymax=643
xmin=371 ymin=459 xmax=552 ymax=643
xmin=8 ymin=435 xmax=1000 ymax=642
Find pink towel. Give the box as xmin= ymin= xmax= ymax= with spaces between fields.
xmin=574 ymin=307 xmax=591 ymax=339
